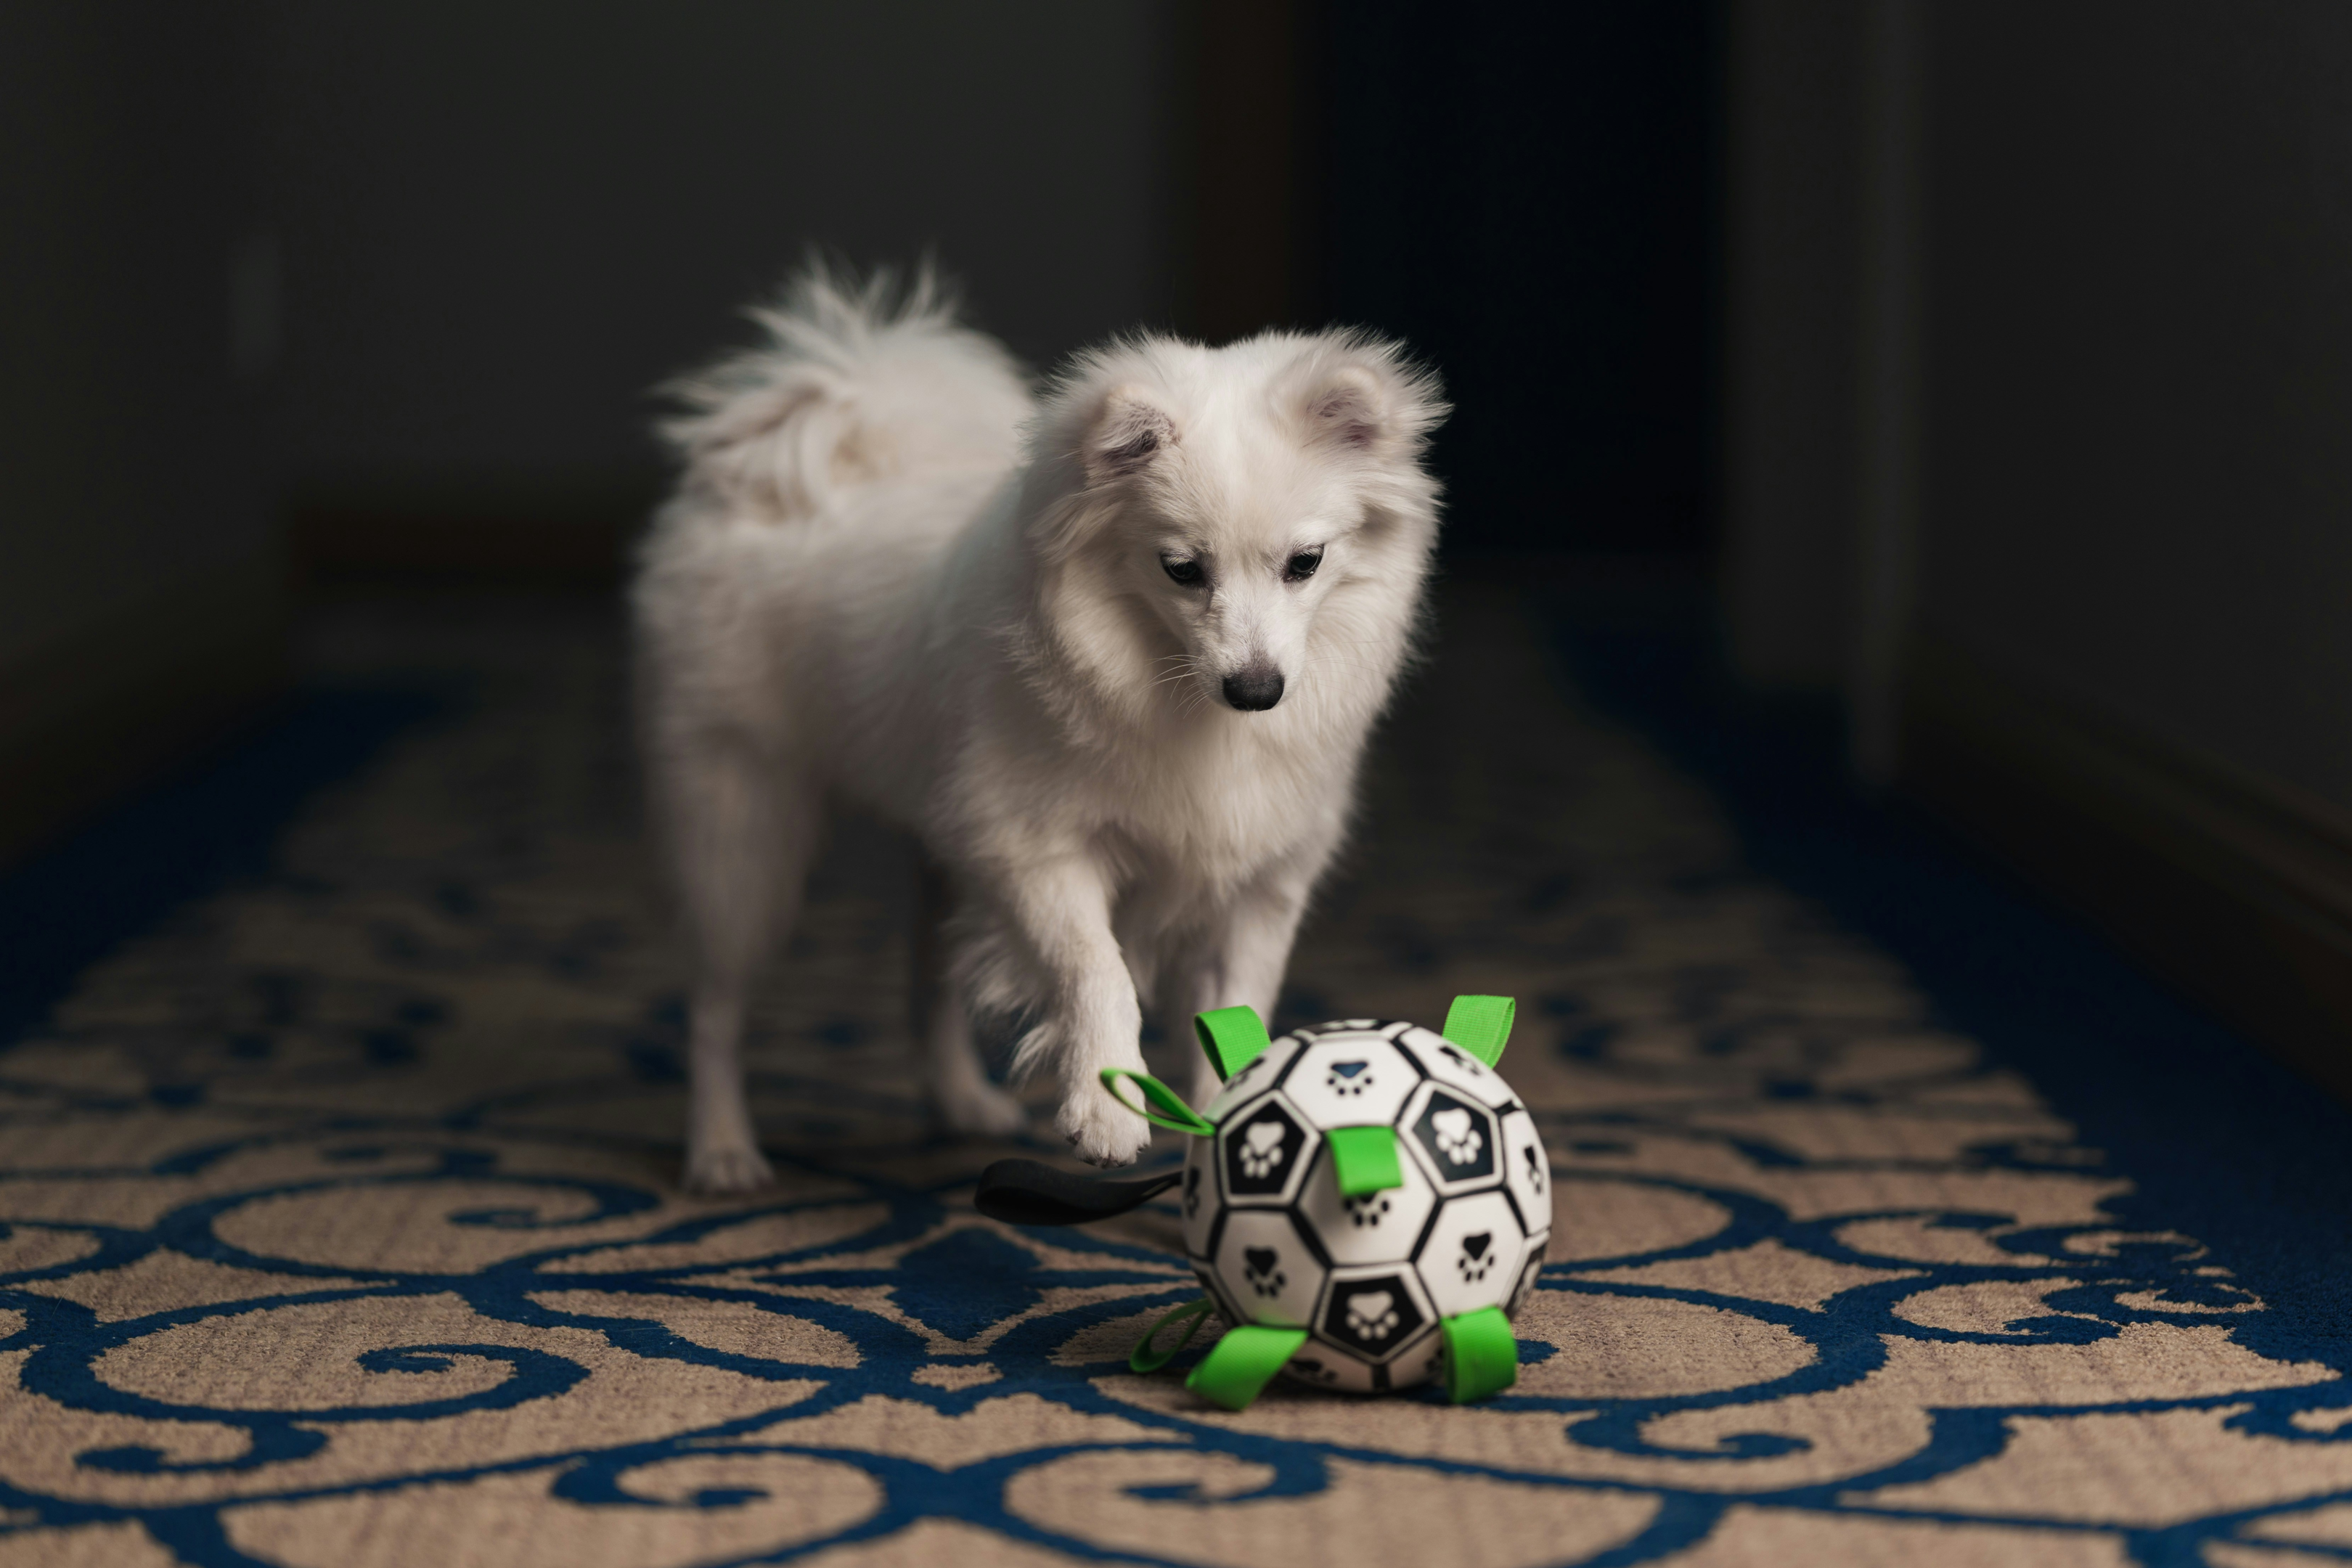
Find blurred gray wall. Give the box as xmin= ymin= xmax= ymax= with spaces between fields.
xmin=0 ymin=1 xmax=1188 ymax=856
xmin=1920 ymin=3 xmax=2352 ymax=812
xmin=251 ymin=1 xmax=1186 ymax=505
xmin=0 ymin=4 xmax=276 ymax=665
xmin=1724 ymin=0 xmax=2352 ymax=817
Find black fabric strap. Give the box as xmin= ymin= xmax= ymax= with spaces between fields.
xmin=973 ymin=1159 xmax=1183 ymax=1227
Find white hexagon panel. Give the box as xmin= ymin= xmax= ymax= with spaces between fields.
xmin=1395 ymin=1024 xmax=1520 ymax=1111
xmin=1204 ymin=1036 xmax=1302 ymax=1122
xmin=1216 ymin=1092 xmax=1314 ymax=1208
xmin=1498 ymin=1108 xmax=1553 ymax=1243
xmin=1209 ymin=1208 xmax=1326 ymax=1329
xmin=1413 ymin=1188 xmax=1527 ymax=1320
xmin=1278 ymin=1031 xmax=1421 ymax=1130
xmin=1291 ymin=1130 xmax=1438 ymax=1268
xmin=1400 ymin=1081 xmax=1505 ymax=1197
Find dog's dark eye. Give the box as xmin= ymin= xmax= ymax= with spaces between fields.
xmin=1284 ymin=548 xmax=1324 ymax=582
xmin=1161 ymin=555 xmax=1206 ymax=587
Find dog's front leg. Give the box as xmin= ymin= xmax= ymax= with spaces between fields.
xmin=996 ymin=855 xmax=1153 ymax=1167
xmin=1169 ymin=870 xmax=1318 ymax=1108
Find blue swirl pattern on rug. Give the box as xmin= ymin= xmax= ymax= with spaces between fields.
xmin=1 ymin=593 xmax=2350 ymax=1568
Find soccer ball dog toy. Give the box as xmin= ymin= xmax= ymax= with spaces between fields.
xmin=977 ymin=996 xmax=1548 ymax=1410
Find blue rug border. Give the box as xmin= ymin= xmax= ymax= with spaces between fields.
xmin=1539 ymin=596 xmax=2352 ymax=1373
xmin=0 ymin=685 xmax=446 ymax=1055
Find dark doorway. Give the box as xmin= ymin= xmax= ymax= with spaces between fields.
xmin=1320 ymin=3 xmax=1720 ymax=557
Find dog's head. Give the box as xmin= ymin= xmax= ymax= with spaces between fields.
xmin=1025 ymin=330 xmax=1448 ymax=726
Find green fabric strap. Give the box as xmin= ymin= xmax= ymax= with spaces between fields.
xmin=1184 ymin=1323 xmax=1309 ymax=1410
xmin=1193 ymin=1005 xmax=1271 ymax=1084
xmin=1324 ymin=1124 xmax=1404 ymax=1197
xmin=1441 ymin=1306 xmax=1519 ymax=1403
xmin=1129 ymin=1298 xmax=1214 ymax=1373
xmin=1099 ymin=1068 xmax=1216 ymax=1138
xmin=1441 ymin=995 xmax=1516 ymax=1069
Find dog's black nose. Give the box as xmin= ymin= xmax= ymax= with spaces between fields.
xmin=1222 ymin=669 xmax=1285 ymax=711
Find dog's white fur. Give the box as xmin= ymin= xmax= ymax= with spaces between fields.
xmin=633 ymin=266 xmax=1446 ymax=1190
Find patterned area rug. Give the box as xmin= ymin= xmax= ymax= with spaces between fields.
xmin=4 ymin=584 xmax=2351 ymax=1567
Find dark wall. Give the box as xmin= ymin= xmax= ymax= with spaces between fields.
xmin=0 ymin=4 xmax=277 ymax=658
xmin=250 ymin=1 xmax=1188 ymax=507
xmin=1920 ymin=1 xmax=2352 ymax=811
xmin=1323 ymin=2 xmax=1720 ymax=555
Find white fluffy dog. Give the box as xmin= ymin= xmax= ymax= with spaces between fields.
xmin=633 ymin=267 xmax=1446 ymax=1191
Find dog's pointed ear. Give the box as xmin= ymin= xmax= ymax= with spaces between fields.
xmin=1297 ymin=343 xmax=1447 ymax=460
xmin=1304 ymin=367 xmax=1389 ymax=452
xmin=1084 ymin=385 xmax=1178 ymax=482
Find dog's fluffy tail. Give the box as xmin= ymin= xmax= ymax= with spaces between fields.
xmin=658 ymin=261 xmax=1030 ymax=523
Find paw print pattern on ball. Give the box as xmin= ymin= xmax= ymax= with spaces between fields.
xmin=1282 ymin=1034 xmax=1416 ymax=1127
xmin=1239 ymin=1122 xmax=1286 ymax=1179
xmin=1404 ymin=1084 xmax=1500 ymax=1194
xmin=1413 ymin=1190 xmax=1526 ymax=1320
xmin=1218 ymin=1094 xmax=1310 ymax=1204
xmin=1315 ymin=1266 xmax=1434 ymax=1369
xmin=1158 ymin=1008 xmax=1542 ymax=1396
xmin=1347 ymin=1290 xmax=1401 ymax=1341
xmin=1242 ymin=1246 xmax=1288 ymax=1298
xmin=1288 ymin=1355 xmax=1342 ymax=1387
xmin=1432 ymin=1108 xmax=1483 ymax=1166
xmin=1294 ymin=1125 xmax=1437 ymax=1268
xmin=1210 ymin=1209 xmax=1323 ymax=1327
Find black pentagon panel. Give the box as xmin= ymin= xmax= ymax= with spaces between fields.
xmin=1315 ymin=1270 xmax=1429 ymax=1363
xmin=1406 ymin=1085 xmax=1500 ymax=1191
xmin=1218 ymin=1093 xmax=1312 ymax=1204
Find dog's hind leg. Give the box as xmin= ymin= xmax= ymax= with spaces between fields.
xmin=663 ymin=732 xmax=818 ymax=1193
xmin=912 ymin=859 xmax=1026 ymax=1137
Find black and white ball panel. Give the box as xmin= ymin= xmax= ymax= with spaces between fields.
xmin=1203 ymin=1035 xmax=1302 ymax=1122
xmin=1413 ymin=1188 xmax=1526 ymax=1320
xmin=1401 ymin=1080 xmax=1504 ymax=1196
xmin=1293 ymin=1127 xmax=1437 ymax=1268
xmin=1217 ymin=1091 xmax=1314 ymax=1207
xmin=1392 ymin=1023 xmax=1522 ymax=1111
xmin=1210 ymin=1208 xmax=1324 ymax=1329
xmin=1277 ymin=1032 xmax=1421 ymax=1129
xmin=1190 ymin=1017 xmax=1552 ymax=1392
xmin=1297 ymin=1262 xmax=1442 ymax=1392
xmin=1180 ymin=1143 xmax=1217 ymax=1260
xmin=1499 ymin=1108 xmax=1551 ymax=1236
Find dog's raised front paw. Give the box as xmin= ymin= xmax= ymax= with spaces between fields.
xmin=938 ymin=1080 xmax=1029 ymax=1138
xmin=683 ymin=1140 xmax=775 ymax=1194
xmin=1057 ymin=1082 xmax=1153 ymax=1168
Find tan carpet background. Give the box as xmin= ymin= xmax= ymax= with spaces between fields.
xmin=0 ymin=585 xmax=2346 ymax=1567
